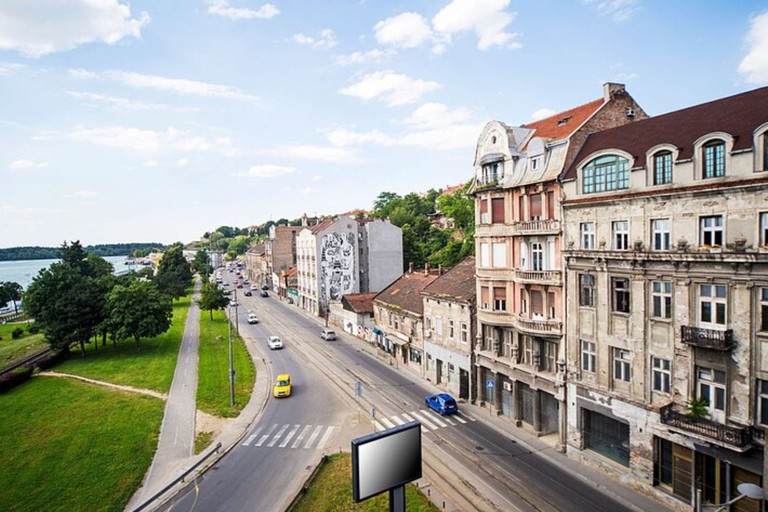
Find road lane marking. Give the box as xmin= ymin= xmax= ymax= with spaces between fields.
xmin=443 ymin=416 xmax=457 ymax=426
xmin=453 ymin=414 xmax=467 ymax=424
xmin=374 ymin=420 xmax=386 ymax=432
xmin=316 ymin=426 xmax=335 ymax=450
xmin=408 ymin=411 xmax=438 ymax=430
xmin=390 ymin=415 xmax=405 ymax=425
xmin=456 ymin=412 xmax=475 ymax=422
xmin=292 ymin=425 xmax=312 ymax=448
xmin=425 ymin=412 xmax=447 ymax=428
xmin=305 ymin=425 xmax=324 ymax=449
xmin=267 ymin=424 xmax=289 ymax=447
xmin=401 ymin=413 xmax=429 ymax=431
xmin=380 ymin=418 xmax=395 ymax=429
xmin=279 ymin=425 xmax=300 ymax=448
xmin=243 ymin=435 xmax=257 ymax=446
xmin=255 ymin=424 xmax=278 ymax=447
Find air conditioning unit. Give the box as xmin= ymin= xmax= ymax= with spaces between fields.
xmin=503 ymin=382 xmax=513 ymax=391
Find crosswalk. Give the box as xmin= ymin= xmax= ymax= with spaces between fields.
xmin=374 ymin=410 xmax=475 ymax=433
xmin=242 ymin=424 xmax=336 ymax=450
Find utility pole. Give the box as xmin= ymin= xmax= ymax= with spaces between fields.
xmin=228 ymin=312 xmax=235 ymax=407
xmin=234 ymin=288 xmax=239 ymax=335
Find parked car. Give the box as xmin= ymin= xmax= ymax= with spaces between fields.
xmin=243 ymin=279 xmax=249 ymax=284
xmin=273 ymin=374 xmax=291 ymax=397
xmin=236 ymin=283 xmax=243 ymax=289
xmin=260 ymin=290 xmax=268 ymax=297
xmin=229 ymin=299 xmax=238 ymax=307
xmin=247 ymin=312 xmax=259 ymax=324
xmin=261 ymin=285 xmax=269 ymax=291
xmin=425 ymin=394 xmax=458 ymax=415
xmin=244 ymin=289 xmax=252 ymax=296
xmin=267 ymin=335 xmax=283 ymax=350
xmin=320 ymin=329 xmax=336 ymax=341
xmin=250 ymin=285 xmax=258 ymax=291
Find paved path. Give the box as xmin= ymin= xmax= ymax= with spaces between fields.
xmin=131 ymin=279 xmax=202 ymax=506
xmin=37 ymin=371 xmax=167 ymax=399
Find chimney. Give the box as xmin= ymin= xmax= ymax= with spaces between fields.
xmin=438 ymin=264 xmax=443 ymax=276
xmin=603 ymin=82 xmax=625 ymax=102
xmin=301 ymin=213 xmax=308 ymax=227
xmin=409 ymin=262 xmax=414 ymax=274
xmin=424 ymin=263 xmax=430 ymax=275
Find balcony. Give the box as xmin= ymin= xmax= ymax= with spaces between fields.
xmin=475 ymin=176 xmax=500 ymax=191
xmin=659 ymin=403 xmax=757 ymax=449
xmin=515 ymin=315 xmax=562 ymax=336
xmin=514 ymin=269 xmax=562 ymax=285
xmin=681 ymin=326 xmax=734 ymax=351
xmin=513 ymin=218 xmax=560 ymax=235
xmin=477 ymin=308 xmax=516 ymax=328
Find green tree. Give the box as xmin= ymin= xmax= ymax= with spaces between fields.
xmin=84 ymin=253 xmax=114 ymax=278
xmin=155 ymin=246 xmax=192 ymax=300
xmin=372 ymin=192 xmax=401 ymax=217
xmin=208 ymin=232 xmax=228 ymax=252
xmin=106 ymin=280 xmax=173 ymax=350
xmin=59 ymin=240 xmax=88 ymax=273
xmin=136 ymin=266 xmax=154 ymax=280
xmin=197 ymin=281 xmax=230 ymax=320
xmin=437 ymin=184 xmax=473 ymax=230
xmin=0 ymin=282 xmax=23 ymax=314
xmin=192 ymin=250 xmax=212 ymax=277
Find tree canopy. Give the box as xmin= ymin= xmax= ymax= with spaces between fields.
xmin=155 ymin=245 xmax=192 ymax=300
xmin=106 ymin=280 xmax=173 ymax=350
xmin=197 ymin=281 xmax=230 ymax=320
xmin=0 ymin=282 xmax=23 ymax=314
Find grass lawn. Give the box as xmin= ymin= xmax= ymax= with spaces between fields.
xmin=0 ymin=322 xmax=46 ymax=368
xmin=197 ymin=308 xmax=255 ymax=417
xmin=293 ymin=453 xmax=438 ymax=512
xmin=0 ymin=376 xmax=164 ymax=512
xmin=53 ymin=292 xmax=192 ymax=393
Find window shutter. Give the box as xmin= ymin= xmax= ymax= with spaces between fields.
xmin=530 ymin=194 xmax=542 ymax=219
xmin=494 ymin=287 xmax=506 ymax=300
xmin=492 ymin=198 xmax=505 ymax=223
xmin=481 ymin=286 xmax=489 ymax=307
xmin=531 ymin=291 xmax=543 ymax=315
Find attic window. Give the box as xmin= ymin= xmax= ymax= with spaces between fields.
xmin=557 ymin=116 xmax=571 ymax=127
xmin=491 ymin=136 xmax=497 ymax=144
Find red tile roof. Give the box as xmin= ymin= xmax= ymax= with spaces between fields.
xmin=342 ymin=292 xmax=377 ymax=314
xmin=422 ymin=257 xmax=475 ymax=303
xmin=562 ymin=86 xmax=768 ymax=181
xmin=440 ymin=183 xmax=466 ymax=197
xmin=374 ymin=270 xmax=442 ymax=315
xmin=521 ymin=98 xmax=604 ymax=146
xmin=309 ymin=218 xmax=335 ymax=234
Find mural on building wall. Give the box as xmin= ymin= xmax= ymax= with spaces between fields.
xmin=320 ymin=232 xmax=356 ymax=306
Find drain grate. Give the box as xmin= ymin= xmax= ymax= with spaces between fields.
xmin=475 ymin=446 xmax=484 ymax=451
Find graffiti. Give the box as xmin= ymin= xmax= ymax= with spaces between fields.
xmin=320 ymin=232 xmax=356 ymax=306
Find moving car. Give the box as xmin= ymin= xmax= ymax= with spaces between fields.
xmin=261 ymin=285 xmax=269 ymax=291
xmin=425 ymin=393 xmax=458 ymax=415
xmin=260 ymin=290 xmax=269 ymax=297
xmin=274 ymin=374 xmax=291 ymax=397
xmin=229 ymin=299 xmax=238 ymax=307
xmin=244 ymin=289 xmax=252 ymax=296
xmin=250 ymin=284 xmax=258 ymax=291
xmin=236 ymin=283 xmax=243 ymax=289
xmin=247 ymin=312 xmax=259 ymax=324
xmin=267 ymin=335 xmax=283 ymax=350
xmin=320 ymin=329 xmax=336 ymax=341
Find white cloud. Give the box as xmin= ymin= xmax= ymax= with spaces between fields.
xmin=400 ymin=103 xmax=473 ymax=130
xmin=301 ymin=187 xmax=312 ymax=194
xmin=374 ymin=12 xmax=432 ymax=49
xmin=339 ymin=71 xmax=441 ymax=107
xmin=66 ymin=190 xmax=99 ymax=198
xmin=143 ymin=160 xmax=157 ymax=167
xmin=325 ymin=129 xmax=396 ymax=147
xmin=333 ymin=49 xmax=394 ymax=67
xmin=292 ymin=29 xmax=337 ymax=50
xmin=530 ymin=108 xmax=556 ymax=121
xmin=311 ymin=176 xmax=323 ymax=182
xmin=68 ymin=126 xmax=214 ymax=154
xmin=583 ymin=0 xmax=639 ymax=22
xmin=233 ymin=164 xmax=298 ymax=178
xmin=433 ymin=0 xmax=521 ymax=51
xmin=10 ymin=159 xmax=48 ymax=170
xmin=176 ymin=158 xmax=189 ymax=168
xmin=398 ymin=122 xmax=484 ymax=150
xmin=266 ymin=145 xmax=361 ymax=163
xmin=739 ymin=10 xmax=768 ymax=84
xmin=0 ymin=0 xmax=149 ymax=57
xmin=67 ymin=91 xmax=203 ymax=113
xmin=72 ymin=69 xmax=258 ymax=102
xmin=613 ymin=72 xmax=638 ymax=81
xmin=208 ymin=1 xmax=279 ymax=21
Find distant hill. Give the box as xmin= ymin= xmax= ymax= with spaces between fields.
xmin=0 ymin=243 xmax=167 ymax=262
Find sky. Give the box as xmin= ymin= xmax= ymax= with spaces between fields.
xmin=1 ymin=0 xmax=768 ymax=248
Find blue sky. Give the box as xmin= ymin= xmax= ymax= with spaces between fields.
xmin=1 ymin=0 xmax=767 ymax=247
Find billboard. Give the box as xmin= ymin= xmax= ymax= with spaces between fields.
xmin=351 ymin=421 xmax=422 ymax=502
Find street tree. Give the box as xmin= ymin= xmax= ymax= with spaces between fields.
xmin=106 ymin=280 xmax=172 ymax=350
xmin=155 ymin=245 xmax=192 ymax=300
xmin=197 ymin=281 xmax=230 ymax=320
xmin=192 ymin=249 xmax=212 ymax=277
xmin=0 ymin=282 xmax=23 ymax=314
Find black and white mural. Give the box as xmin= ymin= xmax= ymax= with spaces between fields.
xmin=320 ymin=232 xmax=356 ymax=307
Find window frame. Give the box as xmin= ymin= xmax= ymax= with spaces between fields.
xmin=761 ymin=288 xmax=768 ymax=333
xmin=651 ymin=280 xmax=672 ymax=319
xmin=702 ymin=140 xmax=725 ymax=179
xmin=612 ymin=220 xmax=629 ymax=250
xmin=612 ymin=277 xmax=631 ymax=314
xmin=696 ymin=366 xmax=726 ymax=412
xmin=581 ymin=222 xmax=595 ymax=250
xmin=460 ymin=322 xmax=468 ymax=343
xmin=698 ymin=284 xmax=727 ymax=330
xmin=531 ymin=242 xmax=544 ymax=271
xmin=759 ymin=212 xmax=768 ymax=247
xmin=580 ymin=274 xmax=595 ymax=308
xmin=651 ymin=219 xmax=671 ymax=251
xmin=652 ymin=357 xmax=671 ymax=394
xmin=758 ymin=380 xmax=768 ymax=426
xmin=582 ymin=340 xmax=596 ymax=373
xmin=582 ymin=155 xmax=630 ymax=194
xmin=613 ymin=348 xmax=631 ymax=383
xmin=699 ymin=215 xmax=724 ymax=248
xmin=492 ymin=242 xmax=507 ymax=268
xmin=653 ymin=151 xmax=673 ymax=185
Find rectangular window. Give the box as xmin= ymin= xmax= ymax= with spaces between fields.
xmin=426 ymin=314 xmax=432 ymax=331
xmin=584 ymin=409 xmax=630 ymax=467
xmin=654 ymin=152 xmax=673 ymax=185
xmin=697 ymin=367 xmax=726 ymax=411
xmin=435 ymin=317 xmax=443 ymax=336
xmin=492 ymin=242 xmax=507 ymax=268
xmin=547 ymin=191 xmax=555 ymax=220
xmin=531 ymin=290 xmax=543 ymax=317
xmin=760 ymin=212 xmax=768 ymax=246
xmin=548 ymin=291 xmax=556 ymax=319
xmin=531 ymin=242 xmax=543 ymax=271
xmin=613 ymin=221 xmax=629 ymax=250
xmin=761 ymin=288 xmax=768 ymax=332
xmin=759 ymin=380 xmax=768 ymax=426
xmin=581 ymin=222 xmax=595 ymax=249
xmin=480 ymin=198 xmax=489 ymax=224
xmin=518 ymin=196 xmax=525 ymax=222
xmin=651 ymin=219 xmax=671 ymax=251
xmin=700 ymin=216 xmax=724 ymax=247
xmin=480 ymin=242 xmax=490 ymax=267
xmin=582 ymin=340 xmax=596 ymax=373
xmin=703 ymin=141 xmax=725 ymax=178
xmin=652 ymin=357 xmax=671 ymax=393
xmin=580 ymin=274 xmax=595 ymax=307
xmin=582 ymin=156 xmax=629 ymax=194
xmin=652 ymin=281 xmax=672 ymax=319
xmin=522 ymin=336 xmax=533 ymax=366
xmin=493 ymin=287 xmax=506 ymax=311
xmin=530 ymin=194 xmax=542 ymax=220
xmin=520 ymin=289 xmax=527 ymax=313
xmin=491 ymin=197 xmax=505 ymax=224
xmin=764 ymin=133 xmax=768 ymax=171
xmin=481 ymin=286 xmax=489 ymax=310
xmin=449 ymin=320 xmax=455 ymax=339
xmin=699 ymin=284 xmax=727 ymax=328
xmin=612 ymin=277 xmax=631 ymax=313
xmin=541 ymin=341 xmax=556 ymax=373
xmin=613 ymin=348 xmax=631 ymax=382
xmin=460 ymin=322 xmax=468 ymax=343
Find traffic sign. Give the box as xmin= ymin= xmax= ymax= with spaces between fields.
xmin=486 ymin=380 xmax=494 ymax=388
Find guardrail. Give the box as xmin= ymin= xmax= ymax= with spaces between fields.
xmin=0 ymin=347 xmax=52 ymax=378
xmin=131 ymin=442 xmax=222 ymax=512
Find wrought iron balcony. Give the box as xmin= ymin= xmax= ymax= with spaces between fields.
xmin=681 ymin=326 xmax=734 ymax=351
xmin=659 ymin=403 xmax=756 ymax=448
xmin=513 ymin=218 xmax=560 ymax=234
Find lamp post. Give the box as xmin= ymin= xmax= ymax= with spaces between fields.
xmin=228 ymin=308 xmax=235 ymax=407
xmin=699 ymin=483 xmax=765 ymax=512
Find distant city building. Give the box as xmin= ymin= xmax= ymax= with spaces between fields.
xmin=329 ymin=292 xmax=377 ymax=340
xmin=243 ymin=243 xmax=267 ymax=285
xmin=265 ymin=214 xmax=319 ymax=290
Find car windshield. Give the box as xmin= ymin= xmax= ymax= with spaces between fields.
xmin=277 ymin=379 xmax=289 ymax=386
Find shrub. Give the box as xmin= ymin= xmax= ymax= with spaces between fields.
xmin=0 ymin=366 xmax=33 ymax=393
xmin=11 ymin=328 xmax=24 ymax=339
xmin=27 ymin=323 xmax=40 ymax=334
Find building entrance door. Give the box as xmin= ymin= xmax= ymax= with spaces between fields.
xmin=459 ymin=369 xmax=469 ymax=399
xmin=436 ymin=359 xmax=443 ymax=385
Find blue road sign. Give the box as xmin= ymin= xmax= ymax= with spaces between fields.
xmin=486 ymin=380 xmax=494 ymax=388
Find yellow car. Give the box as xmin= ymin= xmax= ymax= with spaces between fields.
xmin=274 ymin=374 xmax=292 ymax=398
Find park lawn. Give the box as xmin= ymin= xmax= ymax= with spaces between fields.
xmin=0 ymin=376 xmax=164 ymax=512
xmin=292 ymin=452 xmax=438 ymax=512
xmin=0 ymin=322 xmax=46 ymax=368
xmin=197 ymin=308 xmax=255 ymax=417
xmin=54 ymin=292 xmax=192 ymax=393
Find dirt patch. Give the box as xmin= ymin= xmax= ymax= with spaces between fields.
xmin=196 ymin=409 xmax=233 ymax=442
xmin=37 ymin=371 xmax=167 ymax=399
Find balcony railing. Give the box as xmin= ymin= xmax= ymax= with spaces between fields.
xmin=515 ymin=269 xmax=562 ymax=284
xmin=681 ymin=326 xmax=734 ymax=351
xmin=659 ymin=403 xmax=756 ymax=448
xmin=513 ymin=218 xmax=560 ymax=234
xmin=515 ymin=315 xmax=562 ymax=335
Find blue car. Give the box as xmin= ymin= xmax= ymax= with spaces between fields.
xmin=425 ymin=393 xmax=458 ymax=415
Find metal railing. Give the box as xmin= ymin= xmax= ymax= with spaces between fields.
xmin=681 ymin=326 xmax=734 ymax=351
xmin=515 ymin=269 xmax=562 ymax=283
xmin=659 ymin=404 xmax=753 ymax=448
xmin=516 ymin=316 xmax=562 ymax=335
xmin=514 ymin=219 xmax=559 ymax=233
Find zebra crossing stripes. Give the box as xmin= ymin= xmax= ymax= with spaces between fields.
xmin=408 ymin=411 xmax=438 ymax=430
xmin=292 ymin=425 xmax=313 ymax=448
xmin=379 ymin=417 xmax=395 ymax=429
xmin=316 ymin=426 xmax=335 ymax=450
xmin=305 ymin=426 xmax=323 ymax=449
xmin=242 ymin=424 xmax=337 ymax=450
xmin=255 ymin=424 xmax=278 ymax=447
xmin=278 ymin=425 xmax=300 ymax=448
xmin=400 ymin=413 xmax=429 ymax=431
xmin=267 ymin=425 xmax=289 ymax=447
xmin=374 ymin=409 xmax=476 ymax=432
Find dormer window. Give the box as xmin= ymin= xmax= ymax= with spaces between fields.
xmin=530 ymin=156 xmax=543 ymax=171
xmin=702 ymin=140 xmax=725 ymax=178
xmin=557 ymin=116 xmax=571 ymax=127
xmin=481 ymin=162 xmax=501 ymax=185
xmin=582 ymin=155 xmax=629 ymax=194
xmin=653 ymin=151 xmax=672 ymax=185
xmin=763 ymin=132 xmax=768 ymax=171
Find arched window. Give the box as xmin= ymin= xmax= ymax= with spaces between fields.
xmin=702 ymin=140 xmax=725 ymax=178
xmin=653 ymin=151 xmax=673 ymax=185
xmin=582 ymin=155 xmax=629 ymax=194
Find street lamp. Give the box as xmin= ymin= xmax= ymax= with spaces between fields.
xmin=227 ymin=309 xmax=235 ymax=407
xmin=703 ymin=483 xmax=765 ymax=512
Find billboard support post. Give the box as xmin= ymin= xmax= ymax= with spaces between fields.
xmin=389 ymin=485 xmax=405 ymax=512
